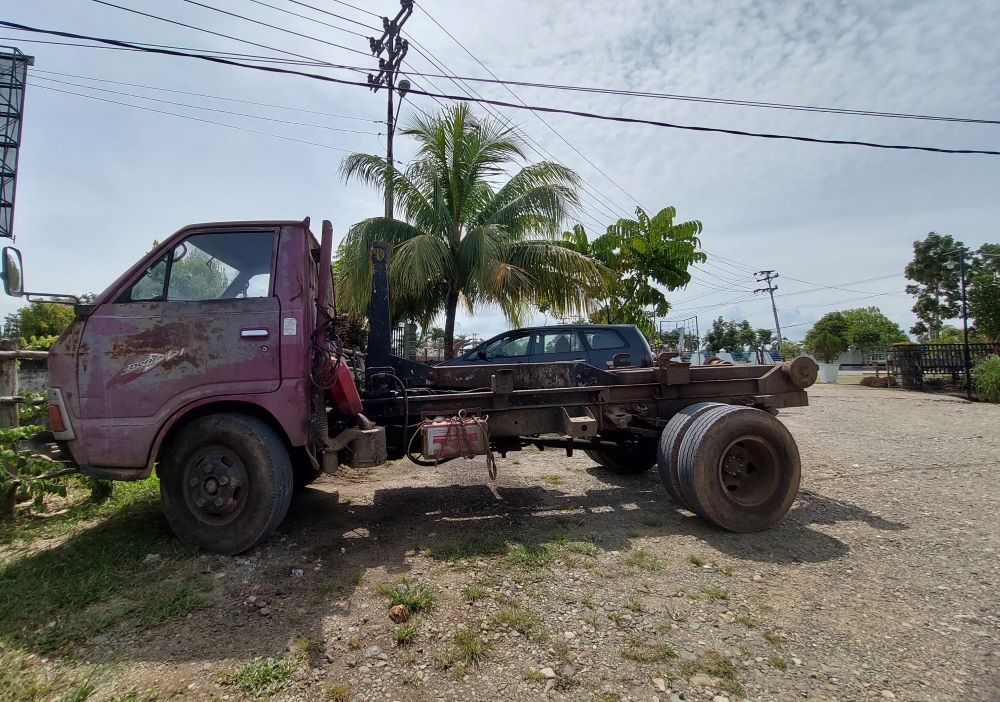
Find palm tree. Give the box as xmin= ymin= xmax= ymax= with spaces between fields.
xmin=336 ymin=104 xmax=607 ymax=358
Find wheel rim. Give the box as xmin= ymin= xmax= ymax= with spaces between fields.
xmin=717 ymin=435 xmax=781 ymax=508
xmin=183 ymin=446 xmax=249 ymax=526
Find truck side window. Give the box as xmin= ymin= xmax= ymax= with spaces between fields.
xmin=126 ymin=255 xmax=169 ymax=301
xmin=167 ymin=232 xmax=275 ymax=301
xmin=585 ymin=329 xmax=626 ymax=350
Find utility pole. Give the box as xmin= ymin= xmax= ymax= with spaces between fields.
xmin=754 ymin=270 xmax=782 ymax=349
xmin=368 ymin=0 xmax=413 ymax=219
xmin=948 ymin=248 xmax=972 ymax=401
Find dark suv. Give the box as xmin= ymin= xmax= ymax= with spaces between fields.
xmin=440 ymin=324 xmax=654 ymax=369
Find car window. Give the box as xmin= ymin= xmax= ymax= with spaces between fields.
xmin=585 ymin=329 xmax=627 ymax=350
xmin=127 ymin=255 xmax=169 ymax=301
xmin=483 ymin=332 xmax=531 ymax=357
xmin=539 ymin=331 xmax=584 ymax=353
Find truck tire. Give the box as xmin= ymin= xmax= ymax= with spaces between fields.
xmin=584 ymin=441 xmax=657 ymax=475
xmin=656 ymin=402 xmax=726 ymax=509
xmin=676 ymin=405 xmax=800 ymax=532
xmin=160 ymin=413 xmax=293 ymax=555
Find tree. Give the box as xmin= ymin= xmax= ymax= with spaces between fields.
xmin=778 ymin=340 xmax=803 ymax=359
xmin=839 ymin=307 xmax=908 ymax=348
xmin=803 ymin=312 xmax=848 ymax=359
xmin=704 ymin=317 xmax=754 ymax=353
xmin=905 ymin=232 xmax=962 ymax=339
xmin=970 ymin=243 xmax=1000 ymax=342
xmin=559 ymin=206 xmax=706 ymax=337
xmin=336 ymin=105 xmax=605 ymax=358
xmin=3 ymin=302 xmax=76 ymax=340
xmin=808 ymin=330 xmax=844 ymax=364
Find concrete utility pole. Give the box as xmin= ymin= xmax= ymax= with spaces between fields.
xmin=368 ymin=0 xmax=413 ymax=219
xmin=754 ymin=270 xmax=782 ymax=349
xmin=947 ymin=248 xmax=972 ymax=401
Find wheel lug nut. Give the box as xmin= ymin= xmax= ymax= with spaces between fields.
xmin=203 ymin=465 xmax=211 ymax=474
xmin=218 ymin=476 xmax=229 ymax=486
xmin=195 ymin=498 xmax=205 ymax=507
xmin=189 ymin=478 xmax=199 ymax=487
xmin=214 ymin=498 xmax=224 ymax=507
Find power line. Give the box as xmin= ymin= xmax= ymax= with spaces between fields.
xmin=7 ymin=21 xmax=1000 ymax=156
xmin=87 ymin=1 xmax=364 ymax=67
xmin=170 ymin=0 xmax=371 ymax=55
xmin=244 ymin=0 xmax=369 ymax=39
xmin=33 ymin=84 xmax=359 ymax=151
xmin=31 ymin=75 xmax=382 ymax=134
xmin=328 ymin=0 xmax=381 ymax=19
xmin=32 ymin=69 xmax=382 ymax=122
xmin=414 ymin=2 xmax=643 ymax=216
xmin=400 ymin=41 xmax=622 ymax=225
xmin=287 ymin=0 xmax=379 ymax=31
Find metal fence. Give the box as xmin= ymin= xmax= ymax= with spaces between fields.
xmin=888 ymin=342 xmax=999 ymax=388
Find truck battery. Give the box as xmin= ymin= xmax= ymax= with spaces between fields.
xmin=421 ymin=416 xmax=488 ymax=460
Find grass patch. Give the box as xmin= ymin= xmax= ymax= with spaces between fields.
xmin=346 ymin=636 xmax=362 ymax=650
xmin=452 ymin=628 xmax=488 ymax=665
xmin=763 ymin=631 xmax=786 ymax=648
xmin=735 ymin=613 xmax=758 ymax=628
xmin=0 ymin=477 xmax=208 ymax=654
xmin=504 ymin=542 xmax=553 ymax=568
xmin=769 ymin=654 xmax=788 ymax=670
xmin=563 ymin=540 xmax=598 ymax=556
xmin=624 ymin=549 xmax=662 ymax=572
xmin=679 ymin=650 xmax=742 ymax=696
xmin=621 ymin=638 xmax=677 ymax=663
xmin=542 ymin=474 xmax=564 ymax=486
xmin=327 ymin=681 xmax=351 ymax=701
xmin=624 ymin=597 xmax=643 ymax=612
xmin=701 ymin=586 xmax=728 ymax=601
xmin=220 ymin=656 xmax=298 ymax=697
xmin=688 ymin=554 xmax=706 ymax=567
xmin=0 ymin=650 xmax=96 ymax=702
xmin=492 ymin=606 xmax=546 ymax=642
xmin=463 ymin=584 xmax=488 ymax=602
xmin=377 ymin=579 xmax=436 ymax=613
xmin=394 ymin=618 xmax=420 ymax=646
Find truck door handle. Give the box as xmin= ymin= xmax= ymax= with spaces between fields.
xmin=240 ymin=328 xmax=270 ymax=339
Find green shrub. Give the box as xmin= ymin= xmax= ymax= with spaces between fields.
xmin=805 ymin=330 xmax=844 ymax=364
xmin=972 ymin=355 xmax=1000 ymax=402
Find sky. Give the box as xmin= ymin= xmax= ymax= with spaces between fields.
xmin=2 ymin=0 xmax=999 ymax=342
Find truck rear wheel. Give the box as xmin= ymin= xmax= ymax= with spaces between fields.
xmin=656 ymin=402 xmax=726 ymax=510
xmin=160 ymin=413 xmax=293 ymax=555
xmin=676 ymin=406 xmax=800 ymax=532
xmin=584 ymin=441 xmax=657 ymax=475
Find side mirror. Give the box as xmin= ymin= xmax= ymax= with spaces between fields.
xmin=2 ymin=247 xmax=24 ymax=297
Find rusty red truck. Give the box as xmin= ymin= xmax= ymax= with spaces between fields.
xmin=0 ymin=218 xmax=817 ymax=554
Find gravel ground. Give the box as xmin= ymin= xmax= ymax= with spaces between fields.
xmin=78 ymin=384 xmax=999 ymax=701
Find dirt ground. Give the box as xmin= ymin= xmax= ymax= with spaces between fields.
xmin=11 ymin=383 xmax=1000 ymax=702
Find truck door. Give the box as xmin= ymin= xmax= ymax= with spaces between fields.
xmin=76 ymin=229 xmax=281 ymax=466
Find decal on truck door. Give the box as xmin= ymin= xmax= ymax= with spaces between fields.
xmin=117 ymin=348 xmax=186 ymax=378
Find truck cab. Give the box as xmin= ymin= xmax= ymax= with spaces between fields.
xmin=38 ymin=219 xmax=378 ymax=554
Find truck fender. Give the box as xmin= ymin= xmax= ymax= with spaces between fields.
xmin=146 ymin=398 xmax=294 ymax=476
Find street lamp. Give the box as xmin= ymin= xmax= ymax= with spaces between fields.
xmin=945 ymin=248 xmax=972 ymax=400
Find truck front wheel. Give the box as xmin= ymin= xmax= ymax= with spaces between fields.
xmin=160 ymin=413 xmax=293 ymax=555
xmin=584 ymin=441 xmax=657 ymax=475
